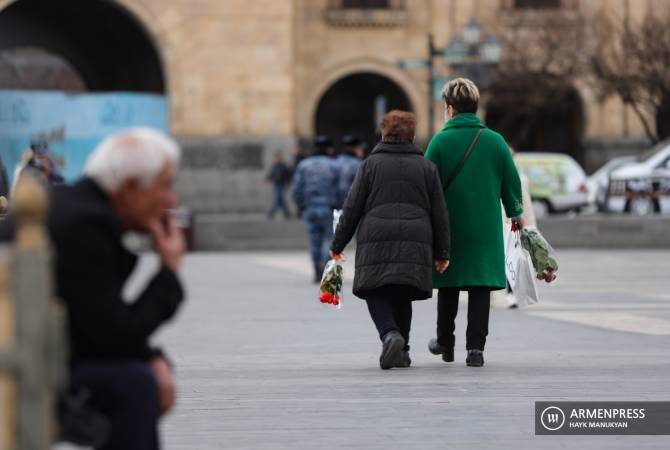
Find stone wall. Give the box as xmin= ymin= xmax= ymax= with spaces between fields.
xmin=176 ymin=136 xmax=296 ymax=213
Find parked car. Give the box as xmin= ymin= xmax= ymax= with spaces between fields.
xmin=586 ymin=156 xmax=636 ymax=211
xmin=607 ymin=140 xmax=670 ymax=215
xmin=514 ymin=152 xmax=589 ymax=218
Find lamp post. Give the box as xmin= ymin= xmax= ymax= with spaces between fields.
xmin=444 ymin=19 xmax=502 ymax=88
xmin=399 ymin=20 xmax=501 ymax=139
xmin=427 ymin=33 xmax=438 ymax=137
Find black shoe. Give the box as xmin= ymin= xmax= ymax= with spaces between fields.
xmin=394 ymin=351 xmax=412 ymax=368
xmin=380 ymin=331 xmax=405 ymax=370
xmin=466 ymin=349 xmax=484 ymax=367
xmin=428 ymin=338 xmax=454 ymax=362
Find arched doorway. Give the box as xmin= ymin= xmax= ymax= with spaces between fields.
xmin=0 ymin=0 xmax=167 ymax=185
xmin=485 ymin=77 xmax=584 ymax=163
xmin=0 ymin=0 xmax=164 ymax=92
xmin=315 ymin=72 xmax=412 ymax=153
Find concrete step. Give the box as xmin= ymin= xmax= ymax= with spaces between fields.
xmin=192 ymin=213 xmax=670 ymax=251
xmin=536 ymin=215 xmax=670 ymax=249
xmin=194 ymin=213 xmax=309 ymax=251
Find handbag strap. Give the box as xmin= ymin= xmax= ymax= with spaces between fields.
xmin=443 ymin=128 xmax=484 ymax=192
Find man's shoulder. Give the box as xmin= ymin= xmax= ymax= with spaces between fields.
xmin=301 ymin=155 xmax=337 ymax=170
xmin=50 ymin=180 xmax=120 ymax=242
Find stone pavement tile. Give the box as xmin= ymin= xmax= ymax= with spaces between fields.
xmin=130 ymin=251 xmax=670 ymax=450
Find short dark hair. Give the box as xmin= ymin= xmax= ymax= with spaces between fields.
xmin=380 ymin=110 xmax=416 ymax=143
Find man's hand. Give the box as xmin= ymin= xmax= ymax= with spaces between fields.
xmin=434 ymin=259 xmax=450 ymax=273
xmin=148 ymin=214 xmax=185 ymax=272
xmin=511 ymin=216 xmax=525 ymax=231
xmin=150 ymin=356 xmax=176 ymax=416
xmin=329 ymin=250 xmax=346 ymax=262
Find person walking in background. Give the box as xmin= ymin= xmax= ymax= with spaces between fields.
xmin=335 ymin=135 xmax=364 ymax=209
xmin=425 ymin=78 xmax=524 ymax=367
xmin=330 ymin=111 xmax=450 ymax=370
xmin=266 ymin=151 xmax=292 ymax=220
xmin=292 ymin=135 xmax=340 ymax=282
xmin=290 ymin=139 xmax=308 ymax=218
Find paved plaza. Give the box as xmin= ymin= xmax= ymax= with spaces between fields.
xmin=131 ymin=249 xmax=670 ymax=450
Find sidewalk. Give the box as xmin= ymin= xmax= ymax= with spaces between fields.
xmin=143 ymin=249 xmax=670 ymax=450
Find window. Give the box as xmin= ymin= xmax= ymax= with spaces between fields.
xmin=514 ymin=0 xmax=561 ymax=8
xmin=326 ymin=0 xmax=406 ymax=26
xmin=340 ymin=0 xmax=390 ymax=8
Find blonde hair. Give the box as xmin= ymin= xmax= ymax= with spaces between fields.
xmin=441 ymin=78 xmax=480 ymax=113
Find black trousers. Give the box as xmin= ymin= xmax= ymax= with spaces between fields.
xmin=436 ymin=287 xmax=491 ymax=351
xmin=365 ymin=291 xmax=413 ymax=352
xmin=71 ymin=361 xmax=160 ymax=450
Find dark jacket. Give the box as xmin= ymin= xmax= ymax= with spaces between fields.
xmin=267 ymin=161 xmax=291 ymax=187
xmin=331 ymin=142 xmax=450 ymax=300
xmin=0 ymin=178 xmax=184 ymax=362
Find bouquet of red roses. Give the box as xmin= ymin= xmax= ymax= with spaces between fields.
xmin=319 ymin=259 xmax=343 ymax=308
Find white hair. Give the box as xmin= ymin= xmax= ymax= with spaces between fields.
xmin=84 ymin=127 xmax=181 ymax=192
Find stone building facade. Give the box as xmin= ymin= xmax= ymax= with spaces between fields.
xmin=0 ymin=0 xmax=660 ymax=213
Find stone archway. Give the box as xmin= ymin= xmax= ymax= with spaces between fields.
xmin=314 ymin=72 xmax=413 ymax=152
xmin=0 ymin=0 xmax=165 ymax=93
xmin=300 ymin=60 xmax=424 ymax=145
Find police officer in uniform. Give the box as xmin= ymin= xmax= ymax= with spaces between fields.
xmin=292 ymin=135 xmax=340 ymax=282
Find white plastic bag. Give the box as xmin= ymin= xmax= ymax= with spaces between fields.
xmin=504 ymin=226 xmax=539 ymax=306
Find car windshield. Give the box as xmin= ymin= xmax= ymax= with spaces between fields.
xmin=638 ymin=140 xmax=670 ymax=162
xmin=592 ymin=157 xmax=634 ymax=178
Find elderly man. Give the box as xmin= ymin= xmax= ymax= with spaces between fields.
xmin=2 ymin=127 xmax=185 ymax=450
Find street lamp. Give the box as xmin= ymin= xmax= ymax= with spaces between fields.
xmin=444 ymin=19 xmax=502 ymax=86
xmin=398 ymin=20 xmax=502 ymax=137
xmin=481 ymin=36 xmax=502 ymax=64
xmin=463 ymin=19 xmax=481 ymax=45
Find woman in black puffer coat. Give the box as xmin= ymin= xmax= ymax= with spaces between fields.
xmin=330 ymin=110 xmax=450 ymax=370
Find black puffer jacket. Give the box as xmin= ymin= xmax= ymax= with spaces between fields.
xmin=331 ymin=142 xmax=450 ymax=300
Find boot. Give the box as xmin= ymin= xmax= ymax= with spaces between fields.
xmin=466 ymin=349 xmax=484 ymax=367
xmin=379 ymin=331 xmax=405 ymax=370
xmin=394 ymin=351 xmax=412 ymax=368
xmin=428 ymin=338 xmax=454 ymax=362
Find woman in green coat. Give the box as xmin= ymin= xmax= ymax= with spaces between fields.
xmin=424 ymin=78 xmax=524 ymax=367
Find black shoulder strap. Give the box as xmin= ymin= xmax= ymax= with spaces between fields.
xmin=444 ymin=128 xmax=483 ymax=192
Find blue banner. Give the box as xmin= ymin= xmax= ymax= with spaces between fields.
xmin=0 ymin=90 xmax=168 ymax=186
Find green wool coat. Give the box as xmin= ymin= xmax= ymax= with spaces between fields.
xmin=425 ymin=113 xmax=523 ymax=289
